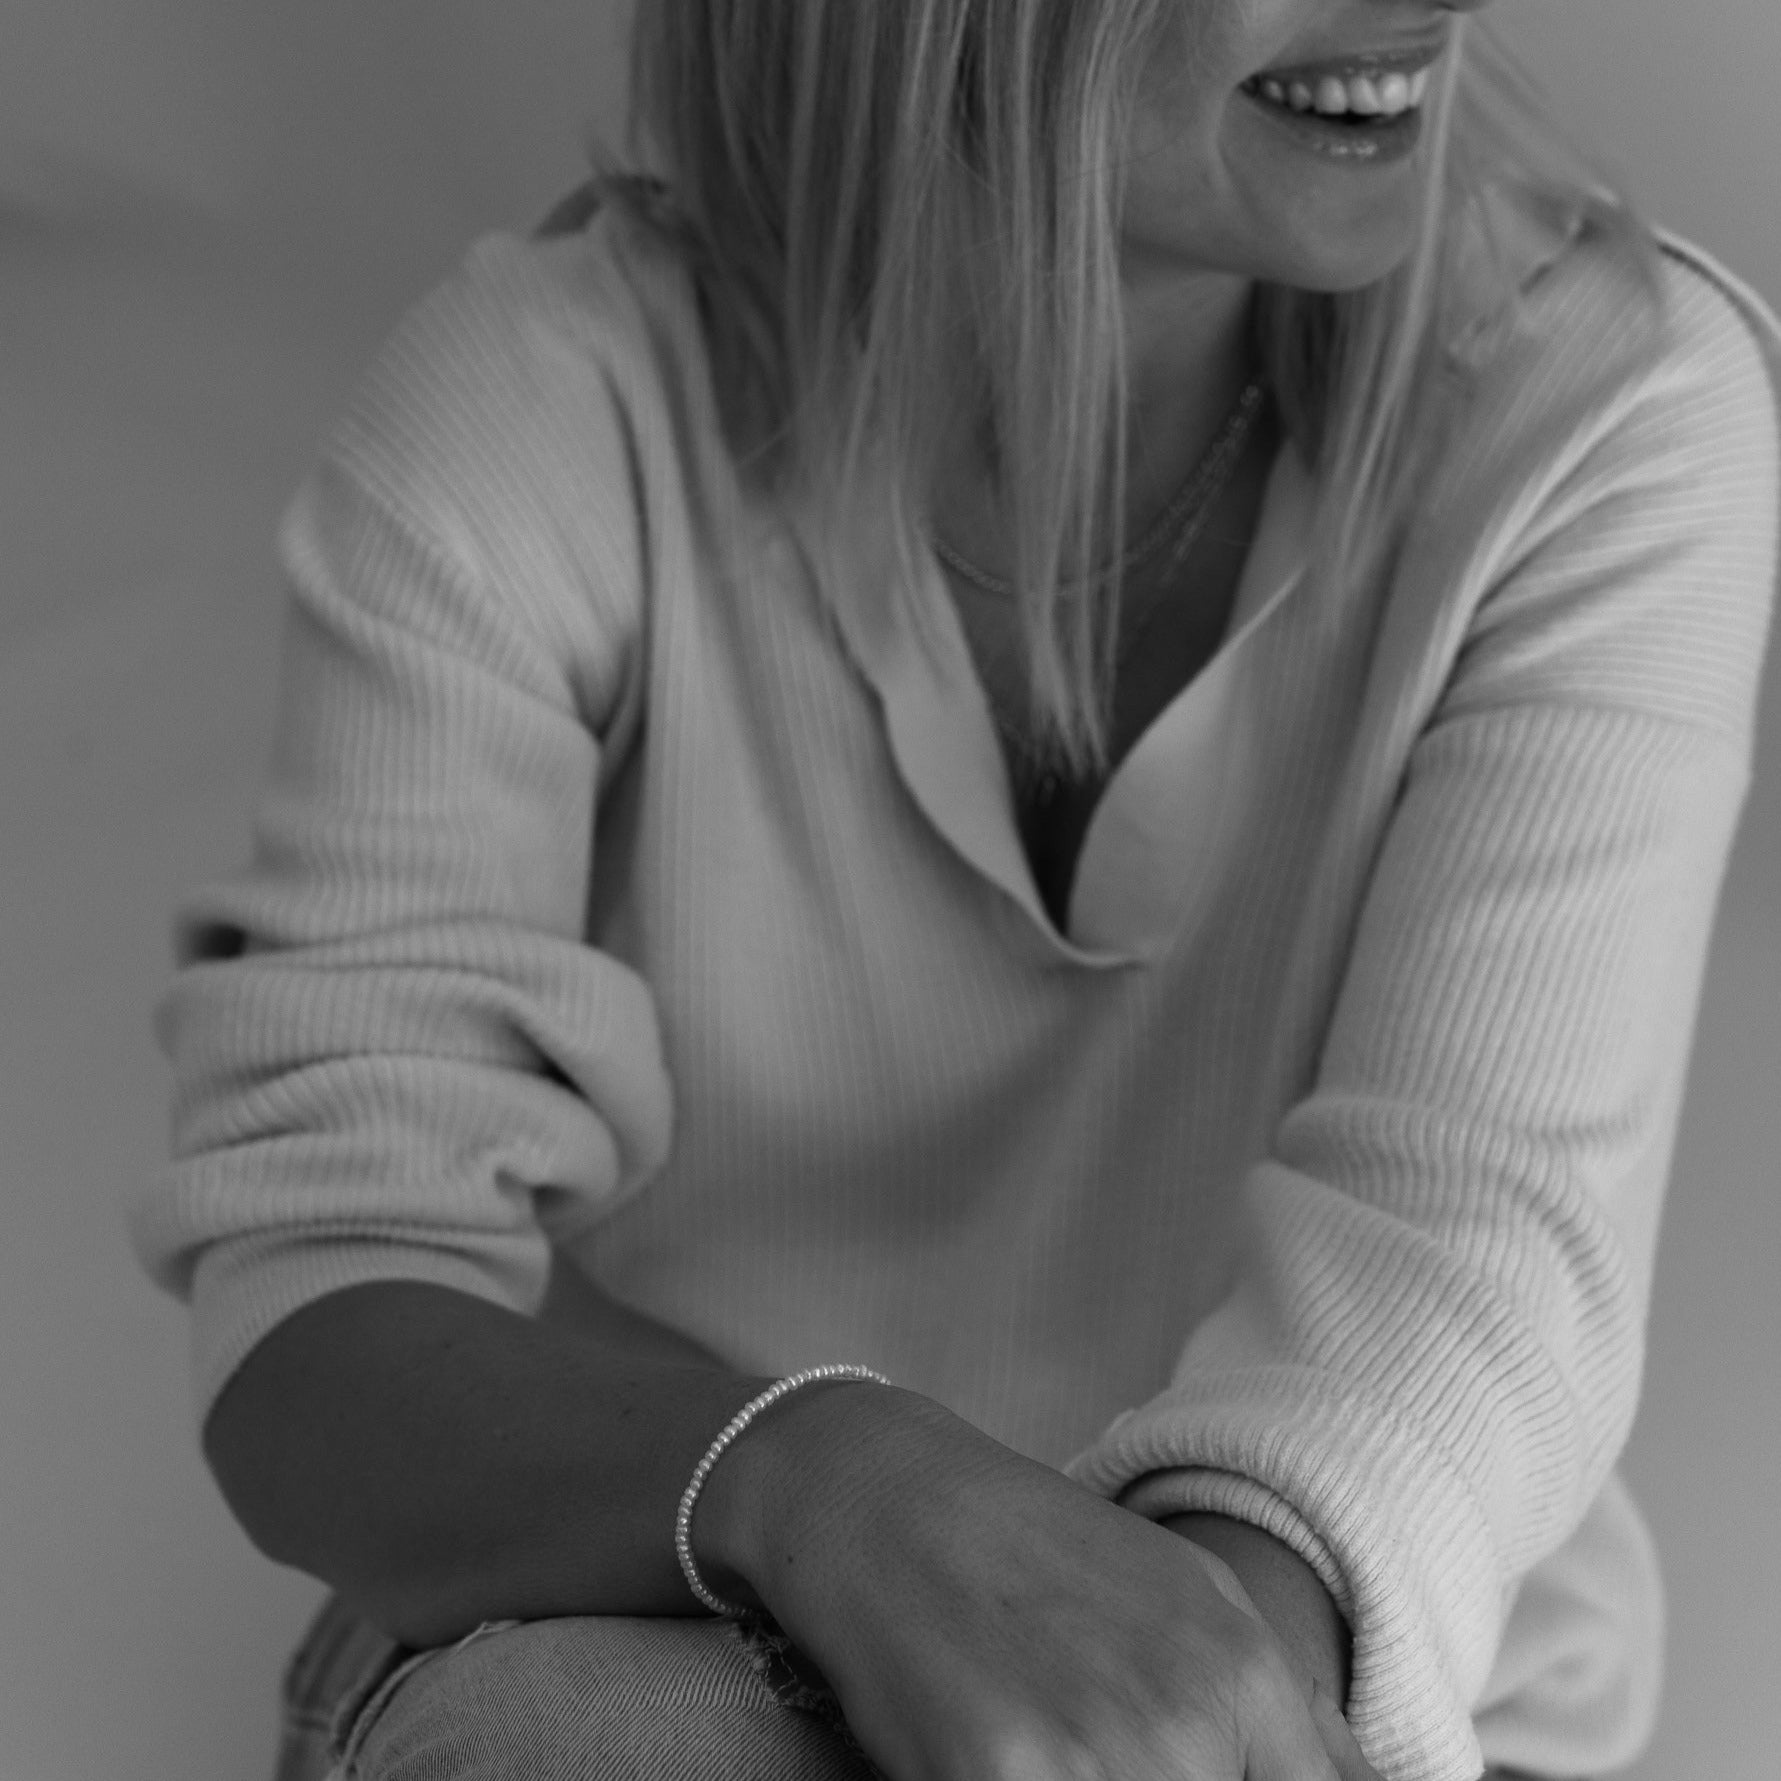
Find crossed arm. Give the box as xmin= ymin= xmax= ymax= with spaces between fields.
xmin=206 ymin=1271 xmax=1373 ymax=1781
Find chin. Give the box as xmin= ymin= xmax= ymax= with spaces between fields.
xmin=1283 ymin=243 xmax=1419 ymax=295
xmin=1261 ymin=212 xmax=1424 ymax=295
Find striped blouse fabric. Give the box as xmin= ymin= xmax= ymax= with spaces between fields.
xmin=133 ymin=201 xmax=1781 ymax=1781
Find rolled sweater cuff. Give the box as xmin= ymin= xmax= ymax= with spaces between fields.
xmin=1065 ymin=1371 xmax=1497 ymax=1781
xmin=1115 ymin=1466 xmax=1352 ymax=1619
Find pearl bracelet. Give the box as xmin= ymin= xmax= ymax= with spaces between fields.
xmin=674 ymin=1364 xmax=894 ymax=1618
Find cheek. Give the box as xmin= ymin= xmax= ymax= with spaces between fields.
xmin=1119 ymin=122 xmax=1228 ymax=257
xmin=1124 ymin=0 xmax=1287 ymax=182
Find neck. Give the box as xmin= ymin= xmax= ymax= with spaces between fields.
xmin=932 ymin=266 xmax=1260 ymax=580
xmin=1118 ymin=266 xmax=1258 ymax=531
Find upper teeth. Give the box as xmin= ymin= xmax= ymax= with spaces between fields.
xmin=1251 ymin=68 xmax=1431 ymax=117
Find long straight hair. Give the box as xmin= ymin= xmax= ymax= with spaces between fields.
xmin=602 ymin=2 xmax=1663 ymax=776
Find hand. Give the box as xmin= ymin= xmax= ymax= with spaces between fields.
xmin=1160 ymin=1513 xmax=1352 ymax=1708
xmin=701 ymin=1385 xmax=1385 ymax=1781
xmin=1165 ymin=1531 xmax=1378 ymax=1781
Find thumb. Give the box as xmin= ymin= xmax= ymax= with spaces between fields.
xmin=1308 ymin=1680 xmax=1386 ymax=1781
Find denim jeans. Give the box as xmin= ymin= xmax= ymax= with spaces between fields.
xmin=278 ymin=1594 xmax=882 ymax=1781
xmin=276 ymin=1593 xmax=1567 ymax=1781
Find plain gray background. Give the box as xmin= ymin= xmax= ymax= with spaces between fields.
xmin=2 ymin=4 xmax=1775 ymax=1777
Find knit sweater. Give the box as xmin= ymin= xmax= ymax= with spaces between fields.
xmin=134 ymin=200 xmax=1780 ymax=1781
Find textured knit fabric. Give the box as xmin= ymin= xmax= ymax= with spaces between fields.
xmin=134 ymin=197 xmax=1781 ymax=1781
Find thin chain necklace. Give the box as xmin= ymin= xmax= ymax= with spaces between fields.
xmin=931 ymin=379 xmax=1266 ymax=614
xmin=932 ymin=379 xmax=1267 ymax=791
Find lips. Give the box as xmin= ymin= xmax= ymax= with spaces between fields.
xmin=1236 ymin=38 xmax=1445 ymax=138
xmin=1242 ymin=67 xmax=1431 ymax=123
xmin=1236 ymin=77 xmax=1428 ymax=163
xmin=1251 ymin=40 xmax=1447 ymax=88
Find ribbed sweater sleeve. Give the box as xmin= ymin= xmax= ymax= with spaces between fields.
xmin=131 ymin=241 xmax=673 ymax=1415
xmin=133 ymin=210 xmax=1776 ymax=1775
xmin=1067 ymin=261 xmax=1780 ymax=1778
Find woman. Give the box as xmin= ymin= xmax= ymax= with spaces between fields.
xmin=133 ymin=3 xmax=1780 ymax=1779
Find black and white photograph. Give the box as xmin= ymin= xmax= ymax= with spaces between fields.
xmin=2 ymin=5 xmax=1777 ymax=1778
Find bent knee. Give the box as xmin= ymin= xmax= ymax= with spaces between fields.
xmin=337 ymin=1615 xmax=876 ymax=1781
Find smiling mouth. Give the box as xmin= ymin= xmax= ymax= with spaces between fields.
xmin=1240 ymin=66 xmax=1433 ymax=128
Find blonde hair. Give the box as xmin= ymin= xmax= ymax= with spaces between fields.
xmin=598 ymin=3 xmax=1663 ymax=776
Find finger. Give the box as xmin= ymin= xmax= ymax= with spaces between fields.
xmin=1188 ymin=1546 xmax=1356 ymax=1781
xmin=1307 ymin=1681 xmax=1386 ymax=1781
xmin=1234 ymin=1658 xmax=1348 ymax=1781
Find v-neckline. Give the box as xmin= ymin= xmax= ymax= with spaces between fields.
xmin=980 ymin=406 xmax=1283 ymax=931
xmin=811 ymin=435 xmax=1315 ymax=964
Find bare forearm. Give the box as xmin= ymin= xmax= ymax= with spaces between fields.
xmin=204 ymin=1280 xmax=1376 ymax=1777
xmin=206 ymin=1273 xmax=1355 ymax=1725
xmin=202 ymin=1279 xmax=774 ymax=1647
